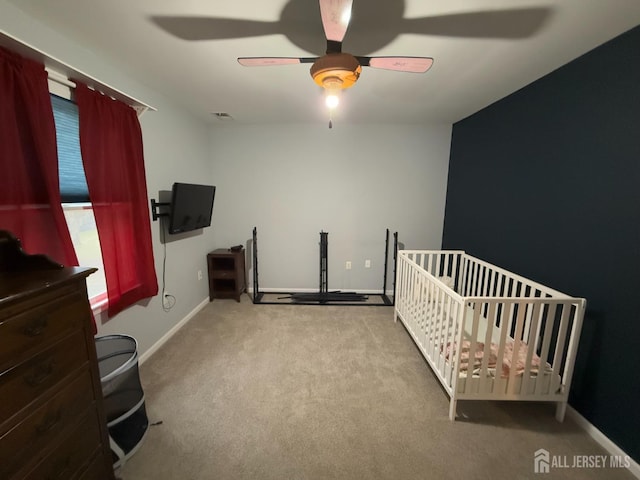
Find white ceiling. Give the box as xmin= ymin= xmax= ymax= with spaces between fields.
xmin=9 ymin=0 xmax=640 ymax=126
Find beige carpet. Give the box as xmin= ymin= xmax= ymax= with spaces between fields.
xmin=117 ymin=296 xmax=633 ymax=480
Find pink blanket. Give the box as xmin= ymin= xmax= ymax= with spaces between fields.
xmin=442 ymin=339 xmax=547 ymax=377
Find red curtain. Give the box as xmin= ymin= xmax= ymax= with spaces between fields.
xmin=74 ymin=82 xmax=158 ymax=317
xmin=0 ymin=47 xmax=78 ymax=266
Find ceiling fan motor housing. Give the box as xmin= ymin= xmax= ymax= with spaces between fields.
xmin=310 ymin=53 xmax=362 ymax=90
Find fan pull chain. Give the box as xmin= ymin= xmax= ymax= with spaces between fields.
xmin=328 ymin=109 xmax=333 ymax=129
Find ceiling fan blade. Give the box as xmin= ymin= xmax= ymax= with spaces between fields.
xmin=402 ymin=8 xmax=551 ymax=39
xmin=151 ymin=16 xmax=279 ymax=41
xmin=238 ymin=57 xmax=317 ymax=67
xmin=356 ymin=56 xmax=434 ymax=73
xmin=319 ymin=0 xmax=353 ymax=48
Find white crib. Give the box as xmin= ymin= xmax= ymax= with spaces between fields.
xmin=394 ymin=250 xmax=586 ymax=421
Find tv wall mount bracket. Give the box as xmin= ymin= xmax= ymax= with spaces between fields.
xmin=150 ymin=199 xmax=170 ymax=221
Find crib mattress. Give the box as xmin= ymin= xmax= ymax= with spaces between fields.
xmin=447 ymin=361 xmax=562 ymax=396
xmin=421 ymin=304 xmax=561 ymax=395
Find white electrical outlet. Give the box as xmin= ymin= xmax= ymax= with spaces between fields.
xmin=197 ymin=270 xmax=203 ymax=280
xmin=345 ymin=261 xmax=352 ymax=270
xmin=365 ymin=259 xmax=371 ymax=268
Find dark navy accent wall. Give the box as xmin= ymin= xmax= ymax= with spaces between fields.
xmin=443 ymin=26 xmax=640 ymax=461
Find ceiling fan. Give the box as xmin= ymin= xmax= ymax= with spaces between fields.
xmin=151 ymin=0 xmax=551 ymax=125
xmin=237 ymin=0 xmax=433 ymax=116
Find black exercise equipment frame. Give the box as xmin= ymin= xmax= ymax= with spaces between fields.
xmin=251 ymin=227 xmax=397 ymax=306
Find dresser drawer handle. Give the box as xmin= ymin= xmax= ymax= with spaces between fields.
xmin=36 ymin=410 xmax=62 ymax=435
xmin=24 ymin=358 xmax=54 ymax=387
xmin=22 ymin=316 xmax=48 ymax=337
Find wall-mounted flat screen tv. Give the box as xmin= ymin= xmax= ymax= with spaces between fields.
xmin=168 ymin=182 xmax=216 ymax=234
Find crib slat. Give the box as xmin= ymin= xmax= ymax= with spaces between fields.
xmin=444 ymin=253 xmax=451 ymax=279
xmin=535 ymin=303 xmax=557 ymax=395
xmin=429 ymin=277 xmax=436 ymax=351
xmin=415 ymin=273 xmax=423 ymax=348
xmin=424 ymin=277 xmax=433 ymax=353
xmin=523 ymin=297 xmax=534 ymax=344
xmin=551 ymin=304 xmax=572 ymax=393
xmin=445 ymin=302 xmax=460 ymax=387
xmin=451 ymin=254 xmax=459 ymax=291
xmin=483 ymin=265 xmax=490 ymax=296
xmin=462 ymin=302 xmax=482 ymax=395
xmin=471 ymin=262 xmax=478 ymax=296
xmin=416 ymin=272 xmax=429 ymax=347
xmin=560 ymin=301 xmax=585 ymax=397
xmin=494 ymin=302 xmax=513 ymax=393
xmin=479 ymin=301 xmax=497 ymax=394
xmin=406 ymin=263 xmax=416 ymax=333
xmin=507 ymin=302 xmax=527 ymax=395
xmin=447 ymin=253 xmax=451 ymax=277
xmin=472 ymin=263 xmax=479 ymax=295
xmin=439 ymin=295 xmax=453 ymax=374
xmin=433 ymin=283 xmax=447 ymax=358
xmin=498 ymin=273 xmax=505 ymax=297
xmin=533 ymin=293 xmax=545 ymax=350
xmin=488 ymin=268 xmax=495 ymax=297
xmin=520 ymin=302 xmax=542 ymax=394
xmin=433 ymin=285 xmax=442 ymax=358
xmin=461 ymin=257 xmax=468 ymax=296
xmin=442 ymin=298 xmax=452 ymax=385
xmin=505 ymin=284 xmax=515 ymax=337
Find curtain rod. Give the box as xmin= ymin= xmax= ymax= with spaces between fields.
xmin=46 ymin=68 xmax=75 ymax=89
xmin=1 ymin=29 xmax=157 ymax=115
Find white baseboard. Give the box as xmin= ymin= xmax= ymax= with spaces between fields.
xmin=256 ymin=287 xmax=320 ymax=293
xmin=138 ymin=297 xmax=209 ymax=366
xmin=248 ymin=287 xmax=392 ymax=295
xmin=567 ymin=406 xmax=639 ymax=478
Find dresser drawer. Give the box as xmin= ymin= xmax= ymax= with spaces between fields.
xmin=0 ymin=331 xmax=88 ymax=425
xmin=21 ymin=409 xmax=103 ymax=480
xmin=0 ymin=369 xmax=95 ymax=479
xmin=0 ymin=291 xmax=87 ymax=370
xmin=77 ymin=453 xmax=114 ymax=480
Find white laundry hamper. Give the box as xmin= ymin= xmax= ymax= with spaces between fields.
xmin=96 ymin=334 xmax=149 ymax=468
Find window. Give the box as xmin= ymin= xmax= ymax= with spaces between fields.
xmin=51 ymin=94 xmax=107 ymax=305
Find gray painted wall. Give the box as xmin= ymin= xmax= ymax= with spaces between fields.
xmin=208 ymin=123 xmax=451 ymax=292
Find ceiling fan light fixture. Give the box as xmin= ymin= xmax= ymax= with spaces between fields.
xmin=323 ymin=76 xmax=342 ymax=88
xmin=310 ymin=53 xmax=362 ymax=90
xmin=325 ymin=92 xmax=340 ymax=109
xmin=323 ymin=76 xmax=342 ymax=109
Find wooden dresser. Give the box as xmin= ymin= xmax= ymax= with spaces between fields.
xmin=0 ymin=231 xmax=115 ymax=480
